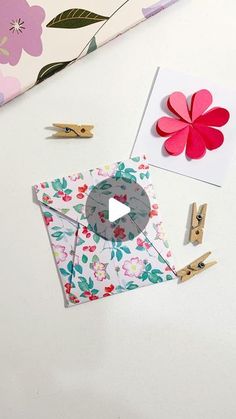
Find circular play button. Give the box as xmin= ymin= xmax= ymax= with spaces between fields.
xmin=85 ymin=176 xmax=151 ymax=242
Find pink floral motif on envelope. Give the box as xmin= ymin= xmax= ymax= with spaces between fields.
xmin=35 ymin=156 xmax=176 ymax=307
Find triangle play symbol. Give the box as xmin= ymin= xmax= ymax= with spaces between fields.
xmin=108 ymin=198 xmax=130 ymax=223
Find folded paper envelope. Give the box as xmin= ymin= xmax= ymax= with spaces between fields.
xmin=35 ymin=156 xmax=176 ymax=307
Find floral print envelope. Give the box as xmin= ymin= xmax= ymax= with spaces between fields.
xmin=0 ymin=0 xmax=178 ymax=105
xmin=35 ymin=156 xmax=176 ymax=307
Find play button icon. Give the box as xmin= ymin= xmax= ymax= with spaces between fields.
xmin=108 ymin=197 xmax=130 ymax=222
xmin=85 ymin=176 xmax=151 ymax=242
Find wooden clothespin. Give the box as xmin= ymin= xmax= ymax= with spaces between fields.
xmin=52 ymin=123 xmax=94 ymax=138
xmin=177 ymin=252 xmax=217 ymax=282
xmin=190 ymin=202 xmax=207 ymax=244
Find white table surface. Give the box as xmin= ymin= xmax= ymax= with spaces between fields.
xmin=1 ymin=1 xmax=236 ymax=418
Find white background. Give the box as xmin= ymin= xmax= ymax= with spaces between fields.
xmin=1 ymin=1 xmax=236 ymax=418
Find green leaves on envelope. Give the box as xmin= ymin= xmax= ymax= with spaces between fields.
xmin=47 ymin=9 xmax=108 ymax=29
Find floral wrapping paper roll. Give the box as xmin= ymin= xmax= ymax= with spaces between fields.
xmin=0 ymin=0 xmax=178 ymax=105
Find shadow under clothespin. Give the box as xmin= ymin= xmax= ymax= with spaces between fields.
xmin=49 ymin=123 xmax=94 ymax=139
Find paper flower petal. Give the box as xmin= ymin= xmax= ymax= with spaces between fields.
xmin=191 ymin=89 xmax=212 ymax=121
xmin=164 ymin=127 xmax=189 ymax=156
xmin=156 ymin=117 xmax=189 ymax=135
xmin=195 ymin=124 xmax=224 ymax=150
xmin=186 ymin=127 xmax=206 ymax=159
xmin=168 ymin=92 xmax=191 ymax=123
xmin=196 ymin=107 xmax=230 ymax=127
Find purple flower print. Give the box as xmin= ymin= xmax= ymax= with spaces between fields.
xmin=0 ymin=0 xmax=45 ymax=66
xmin=0 ymin=70 xmax=21 ymax=105
xmin=142 ymin=0 xmax=178 ymax=19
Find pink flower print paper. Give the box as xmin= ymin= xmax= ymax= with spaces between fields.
xmin=0 ymin=0 xmax=45 ymax=66
xmin=35 ymin=156 xmax=176 ymax=307
xmin=0 ymin=0 xmax=179 ymax=105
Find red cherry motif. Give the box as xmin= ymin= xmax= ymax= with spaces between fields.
xmin=113 ymin=226 xmax=126 ymax=239
xmin=44 ymin=215 xmax=53 ymax=226
xmin=149 ymin=204 xmax=158 ymax=218
xmin=89 ymin=246 xmax=96 ymax=252
xmin=82 ymin=226 xmax=91 ymax=238
xmin=82 ymin=245 xmax=96 ymax=252
xmin=114 ymin=194 xmax=127 ymax=203
xmin=137 ymin=237 xmax=151 ymax=249
xmin=98 ymin=211 xmax=106 ymax=223
xmin=78 ymin=184 xmax=88 ymax=193
xmin=43 ymin=195 xmax=53 ymax=204
xmin=63 ymin=195 xmax=72 ymax=202
xmin=138 ymin=164 xmax=149 ymax=170
xmin=89 ymin=295 xmax=99 ymax=301
xmin=76 ymin=184 xmax=88 ymax=199
xmin=105 ymin=284 xmax=114 ymax=293
xmin=69 ymin=295 xmax=80 ymax=303
xmin=65 ymin=283 xmax=72 ymax=294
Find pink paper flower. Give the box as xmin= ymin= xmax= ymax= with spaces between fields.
xmin=0 ymin=70 xmax=21 ymax=105
xmin=122 ymin=257 xmax=144 ymax=278
xmin=0 ymin=0 xmax=45 ymax=66
xmin=156 ymin=90 xmax=230 ymax=159
xmin=52 ymin=244 xmax=67 ymax=265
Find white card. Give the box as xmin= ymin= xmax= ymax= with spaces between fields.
xmin=132 ymin=67 xmax=236 ymax=186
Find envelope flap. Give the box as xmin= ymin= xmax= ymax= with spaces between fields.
xmin=35 ymin=156 xmax=149 ymax=225
xmin=35 ymin=169 xmax=100 ymax=226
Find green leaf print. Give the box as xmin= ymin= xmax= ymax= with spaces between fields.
xmin=141 ymin=271 xmax=148 ymax=281
xmin=158 ymin=254 xmax=166 ymax=263
xmin=145 ymin=263 xmax=152 ymax=272
xmin=126 ymin=281 xmax=139 ymax=290
xmin=44 ymin=212 xmax=52 ymax=218
xmin=116 ymin=285 xmax=125 ymax=293
xmin=118 ymin=162 xmax=125 ymax=171
xmin=116 ymin=249 xmax=123 ymax=262
xmin=120 ymin=246 xmax=131 ymax=254
xmin=51 ymin=231 xmax=64 ymax=240
xmin=131 ymin=156 xmax=140 ymax=162
xmin=36 ymin=61 xmax=71 ymax=84
xmin=82 ymin=255 xmax=88 ymax=263
xmin=78 ymin=281 xmax=90 ymax=292
xmin=67 ymin=261 xmax=74 ymax=273
xmin=149 ymin=273 xmax=163 ymax=284
xmin=75 ymin=264 xmax=83 ymax=274
xmin=87 ymin=36 xmax=97 ymax=54
xmin=91 ymin=289 xmax=99 ymax=295
xmin=76 ymin=237 xmax=85 ymax=246
xmin=46 ymin=9 xmax=108 ymax=29
xmin=93 ymin=234 xmax=100 ymax=244
xmin=59 ymin=268 xmax=69 ymax=277
xmin=73 ymin=204 xmax=84 ymax=214
xmin=64 ymin=189 xmax=72 ymax=195
xmin=52 ymin=178 xmax=66 ymax=192
xmin=88 ymin=278 xmax=94 ymax=289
